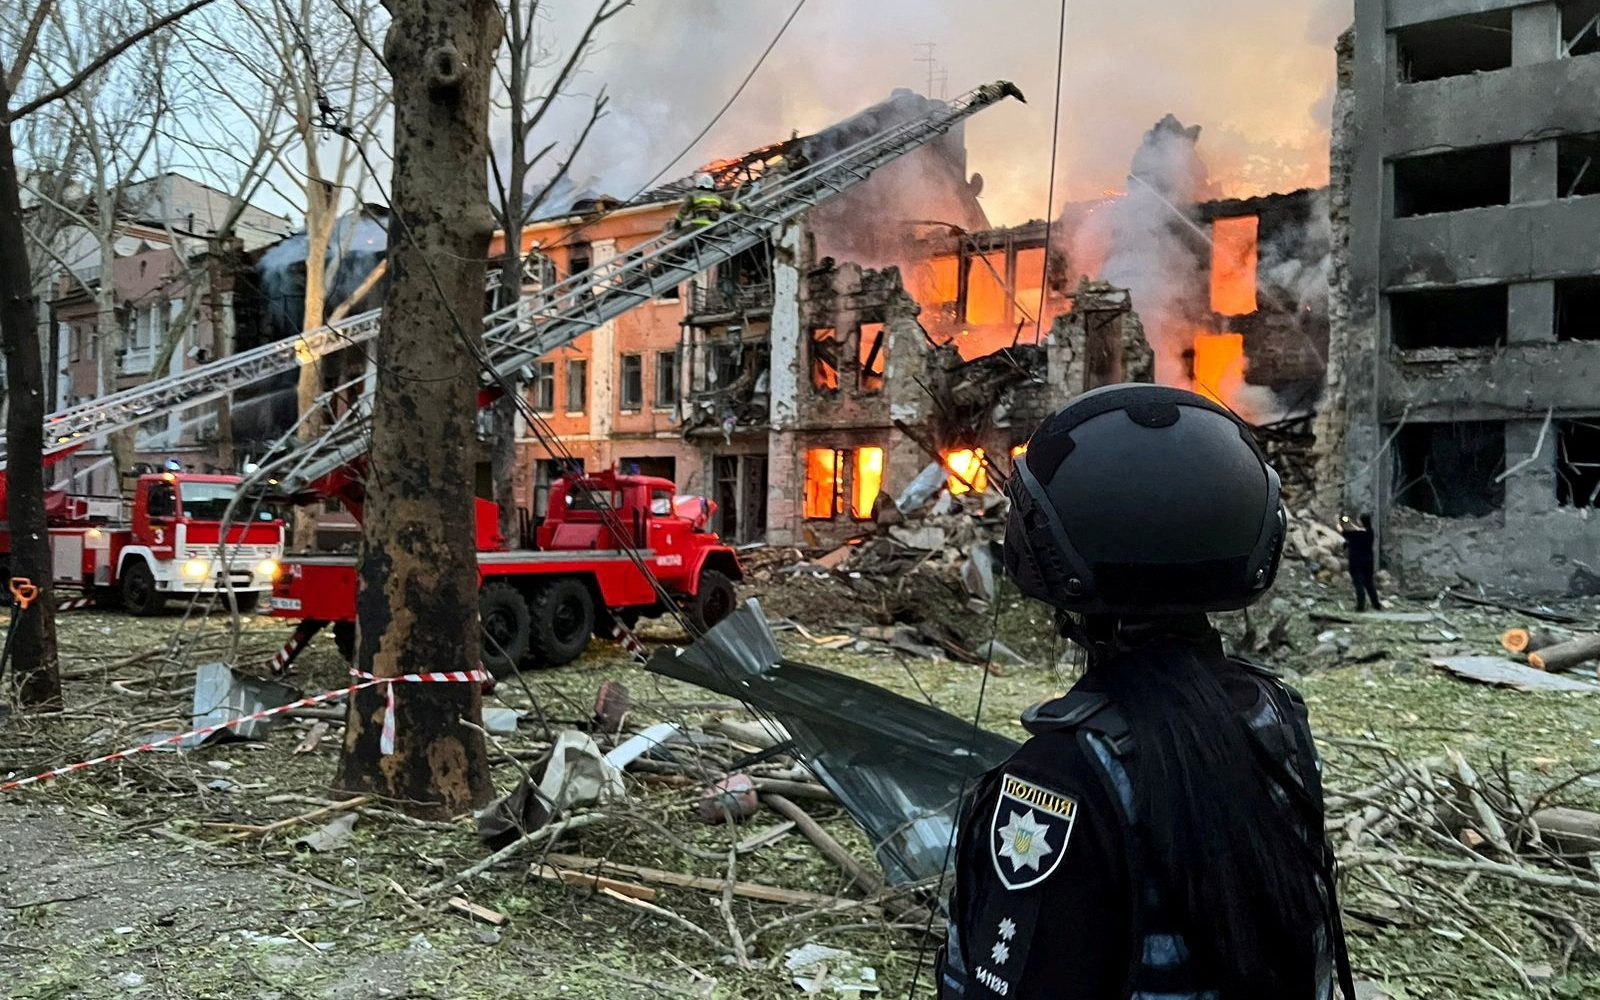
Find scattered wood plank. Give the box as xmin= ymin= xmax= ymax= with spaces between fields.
xmin=540 ymin=853 xmax=873 ymax=910
xmin=447 ymin=896 xmax=509 ymax=926
xmin=1430 ymin=656 xmax=1599 ymax=694
xmin=532 ymin=864 xmax=659 ymax=901
xmin=1527 ymin=634 xmax=1600 ymax=673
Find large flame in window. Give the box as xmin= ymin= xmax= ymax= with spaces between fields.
xmin=1210 ymin=216 xmax=1259 ymax=317
xmin=852 ymin=447 xmax=884 ymax=519
xmin=1192 ymin=332 xmax=1247 ymax=408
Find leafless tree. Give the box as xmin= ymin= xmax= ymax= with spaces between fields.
xmin=485 ymin=0 xmax=626 ymax=539
xmin=332 ymin=0 xmax=502 ymax=816
xmin=0 ymin=0 xmax=221 ymax=708
xmin=229 ymin=0 xmax=390 ymax=549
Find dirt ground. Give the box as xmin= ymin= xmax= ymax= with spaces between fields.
xmin=2 ymin=560 xmax=1598 ymax=999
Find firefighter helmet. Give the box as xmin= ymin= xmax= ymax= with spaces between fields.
xmin=1003 ymin=384 xmax=1284 ymax=615
xmin=694 ymin=173 xmax=716 ymax=190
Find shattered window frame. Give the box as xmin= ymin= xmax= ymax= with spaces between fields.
xmin=803 ymin=447 xmax=846 ymax=520
xmin=655 ymin=349 xmax=680 ymax=409
xmin=566 ymin=358 xmax=588 ymax=415
xmin=531 ymin=362 xmax=556 ymax=414
xmin=810 ymin=326 xmax=839 ymax=393
xmin=857 ymin=322 xmax=886 ymax=394
xmin=619 ymin=353 xmax=644 ymax=411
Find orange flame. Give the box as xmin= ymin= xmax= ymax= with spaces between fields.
xmin=1210 ymin=216 xmax=1259 ymax=317
xmin=943 ymin=448 xmax=989 ymax=495
xmin=1192 ymin=332 xmax=1247 ymax=408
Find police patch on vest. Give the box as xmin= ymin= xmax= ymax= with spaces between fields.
xmin=989 ymin=773 xmax=1077 ymax=890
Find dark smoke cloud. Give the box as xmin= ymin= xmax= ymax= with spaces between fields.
xmin=522 ymin=0 xmax=1346 ymax=224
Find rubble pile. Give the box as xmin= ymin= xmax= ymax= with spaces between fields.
xmin=740 ymin=466 xmax=1014 ymax=663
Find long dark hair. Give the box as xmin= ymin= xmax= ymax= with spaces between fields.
xmin=1082 ymin=617 xmax=1326 ymax=999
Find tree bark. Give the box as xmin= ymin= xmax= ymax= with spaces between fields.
xmin=0 ymin=77 xmax=62 ymax=708
xmin=1527 ymin=634 xmax=1600 ymax=674
xmin=292 ymin=179 xmax=338 ymax=550
xmin=333 ymin=0 xmax=500 ymax=817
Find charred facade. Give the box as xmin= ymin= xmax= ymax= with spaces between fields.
xmin=1336 ymin=0 xmax=1600 ymax=595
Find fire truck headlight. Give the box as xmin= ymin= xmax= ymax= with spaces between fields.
xmin=257 ymin=559 xmax=279 ymax=580
xmin=182 ymin=559 xmax=208 ymax=579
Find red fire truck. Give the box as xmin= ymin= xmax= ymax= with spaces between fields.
xmin=0 ymin=471 xmax=285 ymax=615
xmin=266 ymin=470 xmax=742 ymax=675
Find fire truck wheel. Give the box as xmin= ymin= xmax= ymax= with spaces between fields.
xmin=332 ymin=621 xmax=356 ymax=663
xmin=480 ymin=582 xmax=532 ymax=676
xmin=120 ymin=560 xmax=166 ymax=616
xmin=528 ymin=578 xmax=594 ymax=668
xmin=685 ymin=569 xmax=737 ymax=633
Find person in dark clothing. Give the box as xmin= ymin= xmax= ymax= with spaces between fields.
xmin=1339 ymin=513 xmax=1382 ymax=611
xmin=939 ymin=385 xmax=1353 ymax=1000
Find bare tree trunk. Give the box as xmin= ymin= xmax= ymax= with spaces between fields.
xmin=95 ymin=272 xmax=135 ymax=484
xmin=0 ymin=78 xmax=62 ymax=709
xmin=292 ymin=179 xmax=337 ymax=549
xmin=492 ymin=250 xmax=521 ymax=542
xmin=333 ymin=0 xmax=499 ymax=816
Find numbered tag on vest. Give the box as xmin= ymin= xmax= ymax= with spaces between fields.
xmin=989 ymin=773 xmax=1077 ymax=891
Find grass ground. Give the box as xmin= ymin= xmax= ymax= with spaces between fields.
xmin=1 ymin=564 xmax=1597 ymax=999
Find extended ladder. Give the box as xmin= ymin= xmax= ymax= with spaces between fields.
xmin=14 ymin=83 xmax=1020 ymax=490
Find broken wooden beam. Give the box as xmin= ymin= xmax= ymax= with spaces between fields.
xmin=447 ymin=896 xmax=509 ymax=926
xmin=532 ymin=864 xmax=659 ymax=902
xmin=1527 ymin=634 xmax=1600 ymax=673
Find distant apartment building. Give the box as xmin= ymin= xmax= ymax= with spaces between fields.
xmin=1336 ymin=0 xmax=1600 ymax=594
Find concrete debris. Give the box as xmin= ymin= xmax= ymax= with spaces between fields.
xmin=784 ymin=943 xmax=880 ymax=996
xmin=292 ymin=813 xmax=358 ymax=853
xmin=894 ymin=462 xmax=945 ymax=513
xmin=698 ymin=774 xmax=760 ymax=824
xmin=187 ymin=662 xmax=299 ymax=747
xmin=481 ymin=707 xmax=522 ymax=735
xmin=962 ymin=543 xmax=998 ymax=602
xmin=887 ymin=524 xmax=947 ymax=551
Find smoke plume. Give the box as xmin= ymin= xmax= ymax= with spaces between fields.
xmin=522 ymin=0 xmax=1347 ymax=224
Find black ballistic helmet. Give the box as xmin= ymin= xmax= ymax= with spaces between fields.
xmin=1003 ymin=384 xmax=1285 ymax=615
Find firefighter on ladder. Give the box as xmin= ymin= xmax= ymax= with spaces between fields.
xmin=675 ymin=173 xmax=745 ymax=230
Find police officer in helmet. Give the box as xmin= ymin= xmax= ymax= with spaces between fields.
xmin=939 ymin=384 xmax=1354 ymax=1000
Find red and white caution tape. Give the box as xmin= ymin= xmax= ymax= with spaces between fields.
xmin=349 ymin=668 xmax=491 ymax=755
xmin=2 ymin=668 xmax=491 ymax=793
xmin=612 ymin=623 xmax=649 ymax=664
xmin=0 ymin=682 xmax=367 ymax=794
xmin=56 ymin=597 xmax=95 ymax=614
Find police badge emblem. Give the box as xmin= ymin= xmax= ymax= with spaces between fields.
xmin=989 ymin=773 xmax=1076 ymax=890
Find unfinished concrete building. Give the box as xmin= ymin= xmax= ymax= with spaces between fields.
xmin=1338 ymin=0 xmax=1600 ymax=594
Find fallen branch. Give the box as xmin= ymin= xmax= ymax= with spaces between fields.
xmin=541 ymin=853 xmax=866 ymax=909
xmin=1343 ymin=851 xmax=1600 ymax=897
xmin=221 ymin=795 xmax=373 ymax=843
xmin=418 ymin=811 xmax=611 ymax=898
xmin=762 ymin=794 xmax=884 ymax=897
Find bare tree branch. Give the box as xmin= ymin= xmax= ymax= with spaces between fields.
xmin=9 ymin=0 xmax=220 ymax=121
xmin=5 ymin=0 xmax=56 ymax=90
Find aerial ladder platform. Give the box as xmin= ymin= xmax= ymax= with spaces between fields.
xmin=11 ymin=83 xmax=1023 ymax=499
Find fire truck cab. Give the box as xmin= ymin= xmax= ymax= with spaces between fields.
xmin=268 ymin=470 xmax=743 ymax=675
xmin=0 ymin=472 xmax=285 ymax=615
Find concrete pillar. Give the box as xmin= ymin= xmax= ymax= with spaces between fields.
xmin=589 ymin=240 xmax=617 ymax=469
xmin=1512 ymin=140 xmax=1558 ymax=204
xmin=1512 ymin=3 xmax=1562 ymax=66
xmin=1504 ymin=417 xmax=1557 ymax=517
xmin=765 ymin=220 xmax=804 ymax=544
xmin=1507 ymin=281 xmax=1557 ymax=344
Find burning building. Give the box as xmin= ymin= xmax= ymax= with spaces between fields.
xmin=508 ymin=93 xmax=1332 ymax=547
xmin=1329 ymin=3 xmax=1600 ymax=595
